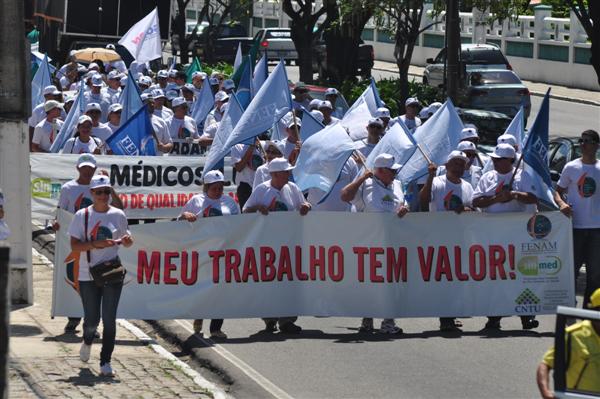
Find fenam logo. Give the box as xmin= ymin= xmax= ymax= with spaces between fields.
xmin=527 ymin=214 xmax=552 ymax=239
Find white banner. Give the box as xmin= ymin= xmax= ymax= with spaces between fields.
xmin=118 ymin=8 xmax=162 ymax=63
xmin=170 ymin=139 xmax=208 ymax=156
xmin=31 ymin=154 xmax=233 ymax=219
xmin=52 ymin=210 xmax=575 ymax=319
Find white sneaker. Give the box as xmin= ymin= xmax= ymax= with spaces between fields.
xmin=380 ymin=319 xmax=403 ymax=334
xmin=100 ymin=363 xmax=116 ymax=377
xmin=79 ymin=342 xmax=92 ymax=363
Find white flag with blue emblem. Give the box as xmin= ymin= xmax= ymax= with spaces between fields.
xmin=118 ymin=8 xmax=162 ymax=63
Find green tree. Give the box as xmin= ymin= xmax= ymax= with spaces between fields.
xmin=565 ymin=0 xmax=599 ymax=85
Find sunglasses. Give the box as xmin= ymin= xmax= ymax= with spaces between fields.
xmin=93 ymin=189 xmax=111 ymax=195
xmin=464 ymin=152 xmax=476 ymax=158
xmin=579 ymin=139 xmax=599 ymax=145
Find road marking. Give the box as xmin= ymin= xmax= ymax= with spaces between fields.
xmin=175 ymin=319 xmax=294 ymax=399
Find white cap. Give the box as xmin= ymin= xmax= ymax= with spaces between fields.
xmin=210 ymin=71 xmax=221 ymax=78
xmin=309 ymin=99 xmax=321 ymax=110
xmin=374 ymin=153 xmax=402 ymax=170
xmin=181 ymin=83 xmax=195 ymax=92
xmin=88 ymin=62 xmax=99 ymax=70
xmin=287 ymin=117 xmax=302 ymax=128
xmin=318 ymin=100 xmax=333 ymax=110
xmin=140 ymin=92 xmax=153 ymax=102
xmin=325 ymin=88 xmax=339 ymax=96
xmin=497 ymin=134 xmax=517 ymax=146
xmin=418 ymin=106 xmax=433 ymax=119
xmin=405 ymin=97 xmax=420 ymax=107
xmin=107 ymin=70 xmax=120 ymax=80
xmin=77 ymin=153 xmax=97 ymax=168
xmin=214 ymin=91 xmax=229 ymax=102
xmin=192 ymin=71 xmax=207 ymax=80
xmin=168 ymin=69 xmax=178 ymax=78
xmin=310 ymin=110 xmax=324 ymax=123
xmin=222 ymin=79 xmax=235 ymax=90
xmin=375 ymin=107 xmax=390 ymax=119
xmin=268 ymin=157 xmax=295 ymax=173
xmin=461 ymin=127 xmax=479 ymax=140
xmin=64 ymin=95 xmax=75 ymax=104
xmin=447 ymin=150 xmax=469 ymax=163
xmin=85 ymin=102 xmax=102 ymax=113
xmin=44 ymin=100 xmax=63 ymax=112
xmin=171 ymin=97 xmax=187 ymax=108
xmin=209 ymin=77 xmax=219 ymax=85
xmin=203 ymin=170 xmax=225 ymax=184
xmin=157 ymin=70 xmax=169 ymax=79
xmin=263 ymin=140 xmax=285 ymax=154
xmin=108 ymin=103 xmax=123 ymax=113
xmin=368 ymin=117 xmax=384 ymax=128
xmin=457 ymin=141 xmax=477 ymax=152
xmin=90 ymin=175 xmax=111 ymax=190
xmin=152 ymin=88 xmax=165 ymax=99
xmin=166 ymin=89 xmax=179 ymax=101
xmin=43 ymin=85 xmax=61 ymax=96
xmin=105 ymin=44 xmax=116 ymax=50
xmin=91 ymin=74 xmax=103 ymax=87
xmin=77 ymin=115 xmax=93 ymax=126
xmin=490 ymin=143 xmax=516 ymax=159
xmin=120 ymin=76 xmax=127 ymax=87
xmin=138 ymin=76 xmax=152 ymax=86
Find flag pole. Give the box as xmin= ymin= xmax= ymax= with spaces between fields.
xmin=416 ymin=143 xmax=433 ymax=164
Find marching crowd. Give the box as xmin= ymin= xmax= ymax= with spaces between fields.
xmin=24 ymin=53 xmax=599 ymax=383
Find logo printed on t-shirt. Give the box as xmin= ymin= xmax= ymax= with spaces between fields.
xmin=443 ymin=190 xmax=463 ymax=211
xmin=202 ymin=205 xmax=223 ymax=217
xmin=90 ymin=221 xmax=114 ymax=241
xmin=577 ymin=173 xmax=596 ymax=198
xmin=495 ymin=181 xmax=506 ymax=194
xmin=74 ymin=193 xmax=93 ymax=211
xmin=269 ymin=197 xmax=288 ymax=212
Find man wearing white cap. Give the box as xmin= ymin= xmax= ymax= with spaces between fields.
xmin=167 ymin=97 xmax=199 ymax=140
xmin=418 ymin=101 xmax=443 ymax=123
xmin=281 ymin=117 xmax=302 ymax=163
xmin=392 ymin=97 xmax=421 ymax=133
xmin=142 ymin=94 xmax=173 ymax=154
xmin=153 ymin=70 xmax=169 ymax=91
xmin=107 ymin=104 xmax=122 ymax=133
xmin=318 ymin=100 xmax=339 ymax=126
xmin=32 ymin=100 xmax=64 ymax=152
xmin=191 ymin=71 xmax=207 ymax=90
xmin=325 ymin=88 xmax=344 ymax=119
xmin=152 ymin=89 xmax=174 ymax=121
xmin=253 ymin=141 xmax=285 ymax=189
xmin=355 ymin=118 xmax=385 ymax=158
xmin=29 ymin=85 xmax=66 ymax=142
xmin=374 ymin=107 xmax=391 ymax=131
xmin=181 ymin=84 xmax=196 ymax=111
xmin=222 ymin=79 xmax=235 ymax=94
xmin=473 ymin=143 xmax=539 ymax=331
xmin=308 ymin=99 xmax=321 ymax=111
xmin=138 ymin=76 xmax=153 ymax=93
xmin=243 ymin=157 xmax=311 ymax=334
xmin=341 ymin=153 xmax=409 ymax=334
xmin=437 ymin=141 xmax=483 ymax=189
xmin=84 ymin=74 xmax=111 ymax=122
xmin=497 ymin=133 xmax=521 ymax=156
xmin=460 ymin=126 xmax=487 ymax=168
xmin=85 ymin=103 xmax=113 ymax=142
xmin=105 ymin=71 xmax=122 ymax=104
xmin=203 ymin=91 xmax=229 ymax=138
xmin=231 ymin=139 xmax=264 ymax=209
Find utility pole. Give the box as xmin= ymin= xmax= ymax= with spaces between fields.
xmin=445 ymin=0 xmax=461 ymax=103
xmin=0 ymin=246 xmax=9 ymax=399
xmin=0 ymin=0 xmax=33 ymax=306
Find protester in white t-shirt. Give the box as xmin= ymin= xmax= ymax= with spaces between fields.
xmin=203 ymin=91 xmax=228 ymax=140
xmin=32 ymin=100 xmax=64 ymax=152
xmin=243 ymin=158 xmax=311 ymax=335
xmin=28 ymin=86 xmax=66 ymax=132
xmin=61 ymin=115 xmax=104 ymax=154
xmin=374 ymin=107 xmax=391 ymax=131
xmin=85 ymin=103 xmax=113 ymax=143
xmin=341 ymin=153 xmax=408 ymax=335
xmin=68 ymin=175 xmax=132 ymax=377
xmin=554 ymin=129 xmax=600 ymax=308
xmin=308 ymin=155 xmax=359 ymax=211
xmin=141 ymin=93 xmax=173 ymax=154
xmin=472 ymin=143 xmax=539 ymax=331
xmin=318 ymin=100 xmax=340 ymax=126
xmin=83 ymin=74 xmax=111 ymax=122
xmin=179 ymin=170 xmax=239 ymax=340
xmin=152 ymin=89 xmax=174 ymax=121
xmin=280 ymin=117 xmax=302 ymax=164
xmin=167 ymin=97 xmax=199 ymax=140
xmin=420 ymin=151 xmax=474 ymax=333
xmin=107 ymin=103 xmax=122 ymax=133
xmin=105 ymin=71 xmax=122 ymax=104
xmin=231 ymin=140 xmax=264 ymax=209
xmin=355 ymin=118 xmax=384 ymax=159
xmin=391 ymin=97 xmax=421 ymax=133
xmin=253 ymin=141 xmax=284 ymax=189
xmin=436 ymin=141 xmax=483 ymax=190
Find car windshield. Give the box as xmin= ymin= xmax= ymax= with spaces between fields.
xmin=462 ymin=49 xmax=507 ymax=65
xmin=219 ymin=25 xmax=245 ymax=37
xmin=265 ymin=30 xmax=291 ymax=39
xmin=458 ymin=109 xmax=512 ymax=149
xmin=469 ymin=71 xmax=521 ymax=86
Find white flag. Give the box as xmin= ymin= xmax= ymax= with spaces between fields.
xmin=119 ymin=8 xmax=162 ymax=63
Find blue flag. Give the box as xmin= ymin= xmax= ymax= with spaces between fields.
xmin=522 ymin=89 xmax=557 ymax=209
xmin=119 ymin=70 xmax=143 ymax=126
xmin=293 ymin=123 xmax=356 ymax=203
xmin=300 ymin=111 xmax=325 ymax=141
xmin=236 ymin=55 xmax=253 ymax=109
xmin=31 ymin=54 xmax=53 ymax=111
xmin=341 ymin=78 xmax=384 ymax=140
xmin=203 ymin=60 xmax=292 ymax=176
xmin=365 ymin=119 xmax=417 ymax=170
xmin=191 ymin=77 xmax=214 ymax=130
xmin=202 ymin=94 xmax=245 ymax=174
xmin=106 ymin=106 xmax=156 ymax=156
xmin=50 ymin=81 xmax=86 ymax=153
xmin=252 ymin=53 xmax=268 ymax=97
xmin=397 ymin=99 xmax=463 ymax=184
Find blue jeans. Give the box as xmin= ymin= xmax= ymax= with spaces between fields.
xmin=79 ymin=281 xmax=123 ymax=366
xmin=573 ymin=228 xmax=600 ymax=308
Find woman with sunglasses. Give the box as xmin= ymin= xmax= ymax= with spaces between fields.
xmin=252 ymin=141 xmax=284 ymax=189
xmin=61 ymin=115 xmax=104 ymax=154
xmin=341 ymin=153 xmax=409 ymax=335
xmin=178 ymin=170 xmax=240 ymax=339
xmin=68 ymin=175 xmax=133 ymax=377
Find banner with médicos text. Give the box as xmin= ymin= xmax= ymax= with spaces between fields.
xmin=52 ymin=210 xmax=575 ymax=319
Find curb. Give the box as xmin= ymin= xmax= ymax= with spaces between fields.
xmin=372 ymin=66 xmax=600 ymax=107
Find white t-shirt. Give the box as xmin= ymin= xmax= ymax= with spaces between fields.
xmin=150 ymin=114 xmax=173 ymax=152
xmin=243 ymin=180 xmax=305 ymax=212
xmin=280 ymin=137 xmax=299 ymax=160
xmin=108 ymin=122 xmax=120 ymax=133
xmin=253 ymin=163 xmax=271 ymax=189
xmin=84 ymin=91 xmax=111 ymax=122
xmin=428 ymin=175 xmax=474 ymax=212
xmin=68 ymin=206 xmax=130 ymax=281
xmin=154 ymin=107 xmax=174 ymax=121
xmin=397 ymin=115 xmax=421 ymax=133
xmin=203 ymin=108 xmax=224 ymax=135
xmin=32 ymin=119 xmax=64 ymax=151
xmin=557 ymin=159 xmax=600 ymax=228
xmin=92 ymin=123 xmax=113 ymax=142
xmin=437 ymin=164 xmax=483 ymax=189
xmin=180 ymin=193 xmax=240 ymax=217
xmin=28 ymin=103 xmax=67 ymax=128
xmin=105 ymin=87 xmax=121 ymax=105
xmin=473 ymin=168 xmax=535 ymax=213
xmin=231 ymin=144 xmax=264 ymax=185
xmin=308 ymin=157 xmax=359 ymax=211
xmin=61 ymin=136 xmax=102 ymax=154
xmin=58 ymin=180 xmax=93 ymax=213
xmin=352 ymin=177 xmax=406 ymax=213
xmin=167 ymin=115 xmax=199 ymax=139
xmin=355 ymin=140 xmax=376 ymax=159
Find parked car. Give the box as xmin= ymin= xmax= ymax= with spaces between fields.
xmin=548 ymin=137 xmax=600 ymax=183
xmin=253 ymin=28 xmax=298 ymax=64
xmin=313 ymin=32 xmax=374 ymax=78
xmin=185 ymin=21 xmax=209 ymax=50
xmin=423 ymin=43 xmax=512 ymax=89
xmin=456 ymin=107 xmax=512 ymax=156
xmin=458 ymin=69 xmax=531 ymax=119
xmin=193 ymin=23 xmax=254 ymax=64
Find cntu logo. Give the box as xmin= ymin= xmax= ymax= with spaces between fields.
xmin=514 ymin=288 xmax=541 ymax=313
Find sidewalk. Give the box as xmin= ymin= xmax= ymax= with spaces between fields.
xmin=373 ymin=60 xmax=600 ymax=106
xmin=8 ymin=249 xmax=220 ymax=399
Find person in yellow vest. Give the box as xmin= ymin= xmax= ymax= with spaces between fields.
xmin=536 ymin=288 xmax=600 ymax=398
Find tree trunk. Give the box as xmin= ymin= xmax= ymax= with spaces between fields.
xmin=325 ymin=32 xmax=361 ymax=84
xmin=446 ymin=0 xmax=461 ymax=103
xmin=589 ymin=1 xmax=600 ymax=86
xmin=289 ymin=22 xmax=315 ymax=83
